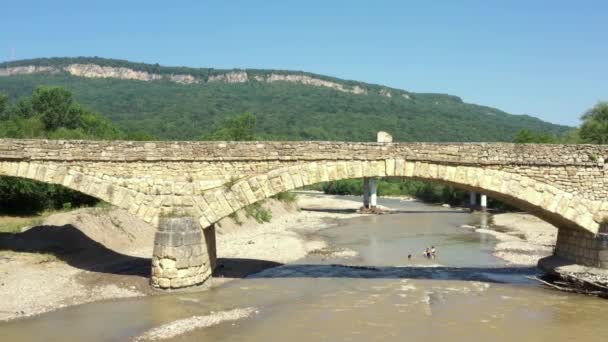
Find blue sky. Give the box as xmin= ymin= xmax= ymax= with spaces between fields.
xmin=2 ymin=0 xmax=606 ymax=126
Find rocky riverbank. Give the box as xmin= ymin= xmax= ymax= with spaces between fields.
xmin=475 ymin=212 xmax=557 ymax=266
xmin=477 ymin=211 xmax=608 ymax=296
xmin=0 ymin=193 xmax=368 ymax=322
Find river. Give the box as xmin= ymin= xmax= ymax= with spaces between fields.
xmin=2 ymin=196 xmax=607 ymax=341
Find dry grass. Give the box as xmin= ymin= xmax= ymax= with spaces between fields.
xmin=0 ymin=202 xmax=114 ymax=234
xmin=0 ymin=216 xmax=44 ymax=233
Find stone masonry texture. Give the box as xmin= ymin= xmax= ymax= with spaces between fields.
xmin=151 ymin=217 xmax=212 ymax=289
xmin=2 ymin=138 xmax=608 ymax=277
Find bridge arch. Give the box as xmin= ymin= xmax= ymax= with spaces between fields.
xmin=0 ymin=161 xmax=151 ymax=218
xmin=197 ymin=159 xmax=603 ymax=236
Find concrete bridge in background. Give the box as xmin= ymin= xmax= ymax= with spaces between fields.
xmin=1 ymin=138 xmax=608 ymax=289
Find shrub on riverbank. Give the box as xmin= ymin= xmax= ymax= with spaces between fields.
xmin=272 ymin=191 xmax=298 ymax=204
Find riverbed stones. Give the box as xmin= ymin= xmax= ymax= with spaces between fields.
xmin=151 ymin=217 xmax=211 ymax=289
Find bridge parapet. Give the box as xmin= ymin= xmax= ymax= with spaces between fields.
xmin=1 ymin=139 xmax=607 ymax=166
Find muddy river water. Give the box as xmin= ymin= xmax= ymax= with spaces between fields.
xmin=2 ymin=197 xmax=607 ymax=341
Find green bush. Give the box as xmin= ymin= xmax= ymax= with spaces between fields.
xmin=244 ymin=202 xmax=272 ymax=223
xmin=272 ymin=191 xmax=298 ymax=204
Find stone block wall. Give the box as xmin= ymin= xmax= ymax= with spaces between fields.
xmin=151 ymin=217 xmax=212 ymax=289
xmin=555 ymin=229 xmax=608 ymax=268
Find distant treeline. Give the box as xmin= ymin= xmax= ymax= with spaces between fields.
xmin=305 ymin=178 xmax=467 ymax=205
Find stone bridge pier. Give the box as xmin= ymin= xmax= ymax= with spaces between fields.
xmin=151 ymin=217 xmax=216 ymax=289
xmin=2 ymin=138 xmax=608 ymax=289
xmin=553 ymin=229 xmax=608 ymax=268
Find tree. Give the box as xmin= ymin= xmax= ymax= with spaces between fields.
xmin=32 ymin=86 xmax=82 ymax=130
xmin=204 ymin=112 xmax=257 ymax=141
xmin=0 ymin=93 xmax=7 ymax=119
xmin=513 ymin=128 xmax=558 ymax=143
xmin=580 ymin=102 xmax=608 ymax=144
xmin=10 ymin=97 xmax=35 ymax=118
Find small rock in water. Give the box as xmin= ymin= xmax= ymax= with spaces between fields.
xmin=442 ymin=204 xmax=451 ymax=208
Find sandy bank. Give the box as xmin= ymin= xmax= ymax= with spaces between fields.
xmin=477 ymin=212 xmax=557 ymax=266
xmin=0 ymin=193 xmax=366 ymax=321
xmin=0 ymin=207 xmax=156 ymax=321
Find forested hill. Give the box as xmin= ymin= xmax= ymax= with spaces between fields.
xmin=0 ymin=57 xmax=570 ymax=141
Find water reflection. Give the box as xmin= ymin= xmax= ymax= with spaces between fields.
xmin=480 ymin=212 xmax=488 ymax=229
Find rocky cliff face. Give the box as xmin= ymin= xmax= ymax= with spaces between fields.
xmin=0 ymin=65 xmax=58 ymax=76
xmin=265 ymin=73 xmax=367 ymax=95
xmin=63 ymin=64 xmax=164 ymax=82
xmin=208 ymin=71 xmax=248 ymax=83
xmin=0 ymin=63 xmax=410 ymax=98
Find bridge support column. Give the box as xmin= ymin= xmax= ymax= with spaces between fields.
xmin=480 ymin=194 xmax=487 ymax=211
xmin=469 ymin=192 xmax=477 ymax=208
xmin=369 ymin=178 xmax=378 ymax=208
xmin=362 ymin=177 xmax=378 ymax=208
xmin=363 ymin=178 xmax=370 ymax=208
xmin=151 ymin=217 xmax=213 ymax=289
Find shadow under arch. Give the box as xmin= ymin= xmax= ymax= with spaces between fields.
xmin=0 ymin=224 xmax=150 ymax=277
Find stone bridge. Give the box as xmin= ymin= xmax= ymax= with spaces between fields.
xmin=1 ymin=138 xmax=608 ymax=288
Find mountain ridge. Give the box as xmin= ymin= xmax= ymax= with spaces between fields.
xmin=0 ymin=57 xmax=570 ymax=141
xmin=0 ymin=56 xmax=426 ymax=98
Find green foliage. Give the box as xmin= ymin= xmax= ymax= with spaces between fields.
xmin=413 ymin=182 xmax=466 ymax=204
xmin=204 ymin=112 xmax=257 ymax=141
xmin=0 ymin=176 xmax=98 ymax=215
xmin=0 ymin=93 xmax=7 ymax=119
xmin=0 ymin=216 xmax=44 ymax=234
xmin=31 ymin=86 xmax=81 ymax=130
xmin=315 ymin=178 xmax=467 ymax=205
xmin=0 ymin=116 xmax=47 ymax=138
xmin=557 ymin=129 xmax=581 ymax=144
xmin=228 ymin=212 xmax=243 ymax=226
xmin=321 ymin=179 xmax=364 ymax=195
xmin=0 ymin=87 xmax=126 ymax=140
xmin=0 ymin=57 xmax=570 ymax=142
xmin=0 ymin=87 xmax=126 ymax=215
xmin=125 ymin=130 xmax=158 ymax=141
xmin=580 ymin=102 xmax=608 ymax=144
xmin=10 ymin=97 xmax=35 ymax=119
xmin=513 ymin=128 xmax=581 ymax=144
xmin=272 ymin=191 xmax=298 ymax=204
xmin=513 ymin=129 xmax=557 ymax=143
xmin=223 ymin=176 xmax=241 ymax=189
xmin=244 ymin=202 xmax=272 ymax=223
